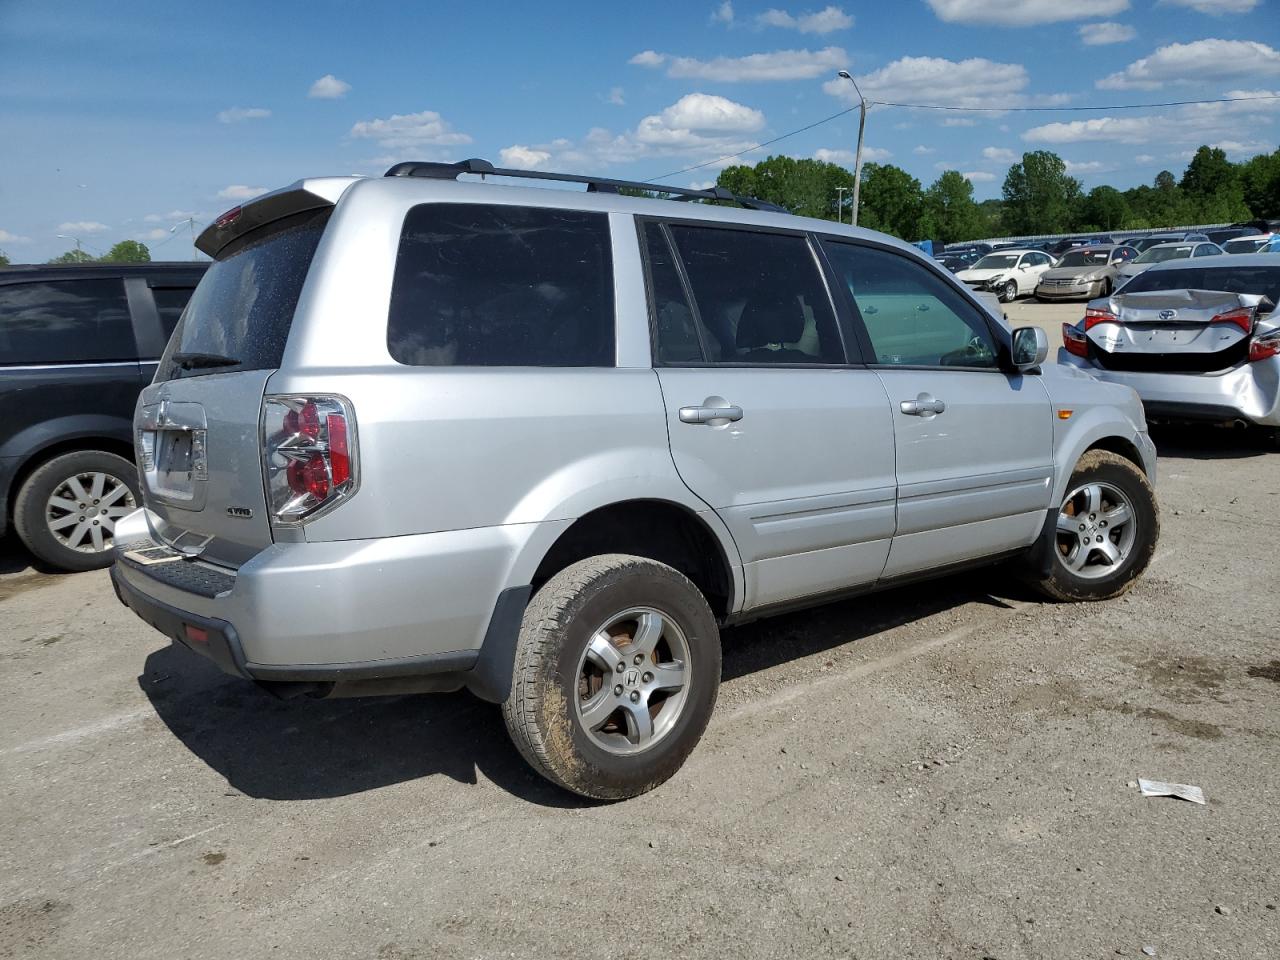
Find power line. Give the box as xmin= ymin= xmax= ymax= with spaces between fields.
xmin=644 ymin=93 xmax=1280 ymax=183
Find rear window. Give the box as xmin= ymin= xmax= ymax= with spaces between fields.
xmin=1119 ymin=265 xmax=1280 ymax=306
xmin=1224 ymin=238 xmax=1268 ymax=255
xmin=387 ymin=203 xmax=614 ymax=367
xmin=0 ymin=278 xmax=134 ymax=365
xmin=151 ymin=286 xmax=198 ymax=341
xmin=156 ymin=208 xmax=330 ymax=380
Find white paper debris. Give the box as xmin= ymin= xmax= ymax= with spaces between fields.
xmin=1137 ymin=778 xmax=1206 ymax=805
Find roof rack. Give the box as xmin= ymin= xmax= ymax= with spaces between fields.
xmin=383 ymin=158 xmax=787 ymax=213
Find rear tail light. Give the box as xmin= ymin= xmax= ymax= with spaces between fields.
xmin=1249 ymin=329 xmax=1280 ymax=363
xmin=1083 ymin=306 xmax=1118 ymax=331
xmin=262 ymin=395 xmax=358 ymax=523
xmin=214 ymin=206 xmax=242 ymax=228
xmin=1209 ymin=306 xmax=1255 ymax=335
xmin=1062 ymin=322 xmax=1089 ymax=358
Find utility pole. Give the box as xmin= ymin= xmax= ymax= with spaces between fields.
xmin=835 ymin=186 xmax=847 ymax=225
xmin=837 ymin=70 xmax=868 ymax=227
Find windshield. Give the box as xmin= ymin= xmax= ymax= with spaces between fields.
xmin=1058 ymin=250 xmax=1110 ymax=267
xmin=1118 ymin=265 xmax=1280 ymax=307
xmin=1134 ymin=245 xmax=1194 ymax=264
xmin=155 ymin=208 xmax=331 ymax=380
xmin=1224 ymin=238 xmax=1269 ymax=254
xmin=972 ymin=254 xmax=1020 ymax=270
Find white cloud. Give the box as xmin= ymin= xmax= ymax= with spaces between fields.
xmin=143 ymin=210 xmax=196 ymax=223
xmin=138 ymin=228 xmax=171 ymax=241
xmin=1209 ymin=139 xmax=1271 ymax=155
xmin=1160 ymin=0 xmax=1258 ymax=13
xmin=0 ymin=229 xmax=32 ymax=244
xmin=1064 ymin=160 xmax=1107 ymax=173
xmin=216 ymin=106 xmax=271 ymax=123
xmin=349 ymin=110 xmax=472 ymax=149
xmin=1135 ymin=153 xmax=1155 ymax=163
xmin=637 ymin=93 xmax=765 ymax=150
xmin=57 ymin=221 xmax=108 ymax=234
xmin=941 ymin=117 xmax=978 ymax=127
xmin=913 ymin=144 xmax=936 ymax=154
xmin=605 ymin=87 xmax=625 ymax=106
xmin=756 ymin=6 xmax=853 ymax=34
xmin=689 ymin=179 xmax=717 ymax=190
xmin=1098 ymin=39 xmax=1280 ymax=90
xmin=822 ymin=55 xmax=1034 ymax=110
xmin=1023 ymin=89 xmax=1280 ymax=145
xmin=1079 ymin=22 xmax=1135 ymax=45
xmin=309 ymin=74 xmax=351 ymax=99
xmin=934 ymin=160 xmax=957 ymax=171
xmin=963 ymin=171 xmax=996 ymax=182
xmin=499 ymin=145 xmax=553 ymax=169
xmin=633 ymin=46 xmax=846 ymax=81
xmin=711 ymin=1 xmax=734 ymax=24
xmin=982 ymin=146 xmax=1017 ymax=162
xmin=217 ymin=185 xmax=268 ymax=200
xmin=814 ymin=146 xmax=890 ymax=164
xmin=926 ymin=0 xmax=1129 ymax=26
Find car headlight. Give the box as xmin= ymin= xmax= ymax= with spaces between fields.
xmin=985 ymin=276 xmax=1006 ymax=289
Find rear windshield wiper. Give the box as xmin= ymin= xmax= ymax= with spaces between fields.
xmin=172 ymin=351 xmax=241 ymax=370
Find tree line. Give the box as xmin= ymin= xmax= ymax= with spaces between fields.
xmin=0 ymin=239 xmax=153 ymax=267
xmin=716 ymin=145 xmax=1280 ymax=244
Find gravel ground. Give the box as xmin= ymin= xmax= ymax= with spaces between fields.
xmin=2 ymin=334 xmax=1277 ymax=958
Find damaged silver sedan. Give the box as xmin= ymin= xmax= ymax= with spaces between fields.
xmin=1058 ymin=253 xmax=1280 ymax=438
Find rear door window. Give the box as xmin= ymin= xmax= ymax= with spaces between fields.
xmin=659 ymin=224 xmax=845 ymax=365
xmin=151 ymin=286 xmax=197 ymax=340
xmin=0 ymin=279 xmax=134 ymax=365
xmin=156 ymin=208 xmax=331 ymax=380
xmin=388 ymin=203 xmax=614 ymax=367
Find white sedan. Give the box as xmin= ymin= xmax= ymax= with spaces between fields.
xmin=955 ymin=249 xmax=1056 ymax=302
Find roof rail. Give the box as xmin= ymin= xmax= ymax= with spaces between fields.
xmin=383 ymin=158 xmax=787 ymax=213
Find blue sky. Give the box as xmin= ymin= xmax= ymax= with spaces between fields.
xmin=1 ymin=0 xmax=1277 ymax=261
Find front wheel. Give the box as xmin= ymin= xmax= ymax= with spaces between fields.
xmin=502 ymin=554 xmax=721 ymax=800
xmin=1031 ymin=450 xmax=1159 ymax=602
xmin=1001 ymin=280 xmax=1018 ymax=303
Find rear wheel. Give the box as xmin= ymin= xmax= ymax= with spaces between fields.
xmin=1031 ymin=450 xmax=1158 ymax=602
xmin=13 ymin=450 xmax=140 ymax=572
xmin=502 ymin=554 xmax=721 ymax=800
xmin=1001 ymin=280 xmax=1018 ymax=303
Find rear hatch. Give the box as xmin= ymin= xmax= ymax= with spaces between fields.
xmin=1085 ymin=289 xmax=1252 ymax=373
xmin=135 ymin=188 xmax=342 ymax=566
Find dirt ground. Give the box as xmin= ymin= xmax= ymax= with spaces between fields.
xmin=2 ymin=316 xmax=1277 ymax=958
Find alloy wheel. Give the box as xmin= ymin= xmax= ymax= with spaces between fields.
xmin=1055 ymin=481 xmax=1137 ymax=580
xmin=44 ymin=472 xmax=136 ymax=554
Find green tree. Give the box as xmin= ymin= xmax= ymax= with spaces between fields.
xmin=47 ymin=249 xmax=96 ymax=264
xmin=1001 ymin=151 xmax=1082 ymax=235
xmin=857 ymin=162 xmax=924 ymax=239
xmin=1180 ymin=146 xmax=1249 ymax=222
xmin=1239 ymin=147 xmax=1280 ymax=219
xmin=0 ymin=250 xmax=10 ymax=267
xmin=1081 ymin=186 xmax=1130 ymax=232
xmin=920 ymin=171 xmax=984 ymax=243
xmin=101 ymin=240 xmax=151 ymax=263
xmin=716 ymin=156 xmax=854 ymax=220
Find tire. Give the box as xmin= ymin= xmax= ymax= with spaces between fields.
xmin=1031 ymin=450 xmax=1159 ymax=602
xmin=12 ymin=450 xmax=141 ymax=572
xmin=1002 ymin=280 xmax=1018 ymax=303
xmin=501 ymin=554 xmax=721 ymax=800
xmin=1099 ymin=279 xmax=1113 ymax=298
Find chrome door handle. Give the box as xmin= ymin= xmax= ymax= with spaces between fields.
xmin=679 ymin=404 xmax=744 ymax=424
xmin=900 ymin=395 xmax=946 ymax=416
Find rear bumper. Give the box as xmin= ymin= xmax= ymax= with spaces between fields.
xmin=111 ymin=507 xmax=543 ymax=699
xmin=1057 ymin=350 xmax=1280 ymax=426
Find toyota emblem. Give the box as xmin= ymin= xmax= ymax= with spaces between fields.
xmin=1159 ymin=309 xmax=1177 ymax=321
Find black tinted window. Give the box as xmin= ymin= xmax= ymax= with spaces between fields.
xmin=823 ymin=241 xmax=998 ymax=368
xmin=665 ymin=225 xmax=843 ymax=365
xmin=1120 ymin=265 xmax=1280 ymax=305
xmin=0 ymin=279 xmax=133 ymax=365
xmin=151 ymin=287 xmax=196 ymax=340
xmin=388 ymin=204 xmax=614 ymax=367
xmin=641 ymin=223 xmax=701 ymax=364
xmin=157 ymin=208 xmax=330 ymax=380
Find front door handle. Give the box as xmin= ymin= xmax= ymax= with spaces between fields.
xmin=679 ymin=402 xmax=744 ymax=425
xmin=900 ymin=394 xmax=946 ymax=417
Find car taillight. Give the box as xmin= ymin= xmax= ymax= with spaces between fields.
xmin=1210 ymin=306 xmax=1255 ymax=334
xmin=1249 ymin=329 xmax=1280 ymax=363
xmin=1062 ymin=322 xmax=1089 ymax=358
xmin=214 ymin=206 xmax=242 ymax=228
xmin=262 ymin=396 xmax=358 ymax=523
xmin=1083 ymin=306 xmax=1118 ymax=331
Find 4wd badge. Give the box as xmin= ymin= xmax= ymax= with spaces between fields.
xmin=226 ymin=506 xmax=254 ymax=519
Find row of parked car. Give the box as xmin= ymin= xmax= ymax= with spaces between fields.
xmin=936 ymin=222 xmax=1280 ymax=303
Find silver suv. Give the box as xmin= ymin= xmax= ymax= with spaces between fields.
xmin=111 ymin=159 xmax=1159 ymax=799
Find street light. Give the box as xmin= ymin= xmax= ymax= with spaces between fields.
xmin=170 ymin=217 xmax=198 ymax=261
xmin=835 ymin=185 xmax=847 ymax=225
xmin=55 ymin=234 xmax=94 ymax=257
xmin=837 ymin=70 xmax=868 ymax=227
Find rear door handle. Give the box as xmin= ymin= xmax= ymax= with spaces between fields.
xmin=679 ymin=404 xmax=744 ymax=425
xmin=900 ymin=394 xmax=946 ymax=416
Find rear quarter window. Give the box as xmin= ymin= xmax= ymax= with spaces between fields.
xmin=0 ymin=278 xmax=134 ymax=365
xmin=387 ymin=203 xmax=615 ymax=367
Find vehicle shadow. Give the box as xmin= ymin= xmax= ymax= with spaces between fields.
xmin=1149 ymin=423 xmax=1275 ymax=461
xmin=0 ymin=536 xmax=40 ymax=576
xmin=139 ymin=568 xmax=1029 ymax=807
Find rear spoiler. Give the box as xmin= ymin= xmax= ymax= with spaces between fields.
xmin=196 ymin=177 xmax=360 ymax=258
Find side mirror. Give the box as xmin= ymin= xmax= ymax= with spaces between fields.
xmin=1011 ymin=326 xmax=1049 ymax=371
